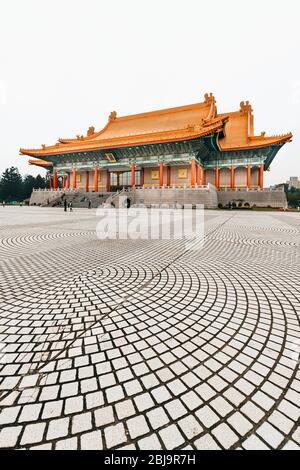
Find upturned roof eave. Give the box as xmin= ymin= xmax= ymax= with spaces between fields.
xmin=20 ymin=122 xmax=225 ymax=158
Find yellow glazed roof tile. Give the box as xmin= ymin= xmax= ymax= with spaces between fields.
xmin=20 ymin=94 xmax=292 ymax=158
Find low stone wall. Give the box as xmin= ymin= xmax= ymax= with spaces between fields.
xmin=218 ymin=189 xmax=288 ymax=209
xmin=115 ymin=185 xmax=219 ymax=209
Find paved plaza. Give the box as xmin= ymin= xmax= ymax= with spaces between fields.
xmin=0 ymin=207 xmax=299 ymax=450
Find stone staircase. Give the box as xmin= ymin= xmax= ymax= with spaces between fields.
xmin=60 ymin=192 xmax=112 ymax=209
xmin=30 ymin=189 xmax=64 ymax=206
xmin=103 ymin=189 xmax=128 ymax=208
xmin=30 ymin=189 xmax=113 ymax=209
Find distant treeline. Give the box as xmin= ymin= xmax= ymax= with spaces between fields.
xmin=0 ymin=167 xmax=48 ymax=202
xmin=285 ymin=185 xmax=300 ymax=208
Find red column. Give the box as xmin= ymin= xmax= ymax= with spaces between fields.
xmin=231 ymin=166 xmax=235 ymax=190
xmin=167 ymin=166 xmax=171 ymax=187
xmin=67 ymin=172 xmax=70 ymax=189
xmin=196 ymin=165 xmax=201 ymax=187
xmin=53 ymin=169 xmax=58 ymax=190
xmin=215 ymin=166 xmax=220 ymax=189
xmin=72 ymin=168 xmax=77 ymax=190
xmin=259 ymin=164 xmax=264 ymax=190
xmin=106 ymin=171 xmax=110 ymax=192
xmin=159 ymin=161 xmax=164 ymax=188
xmin=94 ymin=168 xmax=99 ymax=192
xmin=141 ymin=168 xmax=145 ymax=187
xmin=191 ymin=160 xmax=196 ymax=188
xmin=85 ymin=171 xmax=89 ymax=192
xmin=49 ymin=176 xmax=53 ymax=190
xmin=131 ymin=163 xmax=135 ymax=189
xmin=202 ymin=169 xmax=206 ymax=186
xmin=247 ymin=165 xmax=251 ymax=190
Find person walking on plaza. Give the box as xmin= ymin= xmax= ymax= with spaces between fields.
xmin=88 ymin=199 xmax=92 ymax=209
xmin=2 ymin=201 xmax=5 ymax=208
xmin=69 ymin=201 xmax=73 ymax=212
xmin=64 ymin=198 xmax=67 ymax=212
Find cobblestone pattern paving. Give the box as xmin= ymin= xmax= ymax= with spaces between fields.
xmin=0 ymin=207 xmax=299 ymax=450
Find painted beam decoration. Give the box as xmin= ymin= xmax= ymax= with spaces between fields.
xmin=20 ymin=93 xmax=292 ymax=191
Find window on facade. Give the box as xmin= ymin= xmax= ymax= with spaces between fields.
xmin=110 ymin=171 xmax=141 ymax=186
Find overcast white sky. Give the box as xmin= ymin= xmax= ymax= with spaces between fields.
xmin=0 ymin=0 xmax=299 ymax=185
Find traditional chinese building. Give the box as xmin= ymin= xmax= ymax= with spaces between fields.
xmin=20 ymin=93 xmax=292 ymax=195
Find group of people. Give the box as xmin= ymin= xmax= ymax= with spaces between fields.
xmin=63 ymin=199 xmax=92 ymax=211
xmin=64 ymin=199 xmax=73 ymax=212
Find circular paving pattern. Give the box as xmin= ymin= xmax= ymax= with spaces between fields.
xmin=0 ymin=207 xmax=299 ymax=450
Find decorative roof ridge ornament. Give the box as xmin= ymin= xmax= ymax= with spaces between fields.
xmin=240 ymin=101 xmax=253 ymax=114
xmin=204 ymin=93 xmax=217 ymax=122
xmin=204 ymin=92 xmax=215 ymax=104
xmin=109 ymin=111 xmax=117 ymax=122
xmin=87 ymin=126 xmax=95 ymax=137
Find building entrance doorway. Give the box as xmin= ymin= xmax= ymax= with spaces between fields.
xmin=110 ymin=170 xmax=141 ymax=191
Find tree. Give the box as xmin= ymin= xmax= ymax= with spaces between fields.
xmin=22 ymin=174 xmax=47 ymax=199
xmin=0 ymin=168 xmax=48 ymax=202
xmin=22 ymin=175 xmax=36 ymax=200
xmin=0 ymin=167 xmax=23 ymax=202
xmin=287 ymin=189 xmax=300 ymax=208
xmin=284 ymin=184 xmax=300 ymax=208
xmin=35 ymin=174 xmax=47 ymax=190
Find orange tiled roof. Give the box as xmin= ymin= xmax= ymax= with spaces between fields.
xmin=218 ymin=102 xmax=292 ymax=150
xmin=28 ymin=159 xmax=52 ymax=168
xmin=20 ymin=94 xmax=292 ymax=158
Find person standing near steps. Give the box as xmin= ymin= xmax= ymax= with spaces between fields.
xmin=64 ymin=198 xmax=67 ymax=212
